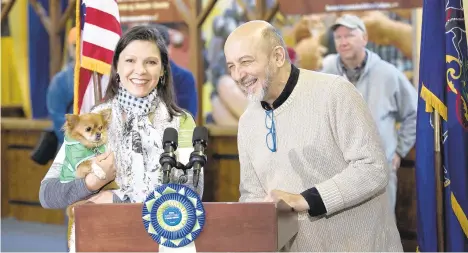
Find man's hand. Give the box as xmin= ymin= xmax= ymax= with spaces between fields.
xmin=392 ymin=153 xmax=402 ymax=171
xmin=88 ymin=190 xmax=114 ymax=204
xmin=265 ymin=189 xmax=309 ymax=212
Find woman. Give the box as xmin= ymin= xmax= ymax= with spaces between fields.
xmin=39 ymin=25 xmax=203 ymax=250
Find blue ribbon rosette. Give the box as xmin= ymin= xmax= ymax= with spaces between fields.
xmin=142 ymin=184 xmax=205 ymax=249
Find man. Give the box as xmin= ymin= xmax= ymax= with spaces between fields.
xmin=321 ymin=14 xmax=417 ymax=212
xmin=224 ymin=20 xmax=402 ymax=251
xmin=46 ymin=27 xmax=76 ymax=147
xmin=154 ymin=24 xmax=198 ymax=117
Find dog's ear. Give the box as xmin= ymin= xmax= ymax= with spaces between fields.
xmin=65 ymin=114 xmax=79 ymax=129
xmin=100 ymin=109 xmax=112 ymax=123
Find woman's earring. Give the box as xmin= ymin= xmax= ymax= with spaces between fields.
xmin=160 ymin=75 xmax=165 ymax=86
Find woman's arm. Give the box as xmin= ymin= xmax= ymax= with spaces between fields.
xmin=39 ymin=144 xmax=97 ymax=209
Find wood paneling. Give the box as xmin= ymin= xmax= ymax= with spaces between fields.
xmin=204 ymin=125 xmax=240 ymax=202
xmin=75 ymin=203 xmax=282 ymax=252
xmin=1 ymin=118 xmax=65 ymax=224
xmin=396 ymin=164 xmax=418 ymax=252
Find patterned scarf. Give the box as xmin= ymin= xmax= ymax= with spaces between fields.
xmin=110 ymin=86 xmax=179 ymax=203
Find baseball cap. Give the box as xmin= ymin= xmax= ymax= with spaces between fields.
xmin=331 ymin=14 xmax=367 ymax=33
xmin=67 ymin=27 xmax=77 ymax=46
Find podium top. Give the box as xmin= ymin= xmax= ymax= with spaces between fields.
xmin=75 ymin=202 xmax=298 ymax=252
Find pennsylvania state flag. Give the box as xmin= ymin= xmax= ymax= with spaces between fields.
xmin=416 ymin=0 xmax=468 ymax=251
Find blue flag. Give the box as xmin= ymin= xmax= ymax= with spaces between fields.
xmin=416 ymin=0 xmax=468 ymax=251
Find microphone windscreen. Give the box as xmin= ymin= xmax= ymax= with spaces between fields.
xmin=163 ymin=127 xmax=178 ymax=145
xmin=192 ymin=126 xmax=208 ymax=145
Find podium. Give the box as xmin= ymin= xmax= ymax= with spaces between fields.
xmin=74 ymin=202 xmax=298 ymax=252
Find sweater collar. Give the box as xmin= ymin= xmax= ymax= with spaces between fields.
xmin=260 ymin=64 xmax=300 ymax=111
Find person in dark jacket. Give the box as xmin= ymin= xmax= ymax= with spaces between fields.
xmin=154 ymin=24 xmax=198 ymax=117
xmin=46 ymin=27 xmax=76 ymax=147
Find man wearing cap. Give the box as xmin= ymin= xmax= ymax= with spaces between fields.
xmin=46 ymin=27 xmax=77 ymax=147
xmin=321 ymin=14 xmax=418 ymax=214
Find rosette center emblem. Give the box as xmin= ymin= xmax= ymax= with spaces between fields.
xmin=142 ymin=184 xmax=206 ymax=248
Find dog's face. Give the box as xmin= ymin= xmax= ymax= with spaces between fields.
xmin=63 ymin=109 xmax=112 ymax=148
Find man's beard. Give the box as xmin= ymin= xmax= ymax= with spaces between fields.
xmin=247 ymin=64 xmax=273 ymax=103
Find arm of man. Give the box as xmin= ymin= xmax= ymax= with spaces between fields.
xmin=238 ymin=121 xmax=267 ymax=202
xmin=393 ymin=72 xmax=418 ymax=158
xmin=39 ymin=144 xmax=98 ymax=209
xmin=308 ymin=76 xmax=389 ymax=216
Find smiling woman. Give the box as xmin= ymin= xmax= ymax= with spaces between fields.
xmin=117 ymin=40 xmax=163 ymax=98
xmin=38 ymin=25 xmax=203 ymax=252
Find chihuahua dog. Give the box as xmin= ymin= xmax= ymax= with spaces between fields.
xmin=62 ymin=109 xmax=112 ymax=219
xmin=62 ymin=109 xmax=111 ymax=180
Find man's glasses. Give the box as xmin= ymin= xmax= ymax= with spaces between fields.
xmin=265 ymin=110 xmax=277 ymax=152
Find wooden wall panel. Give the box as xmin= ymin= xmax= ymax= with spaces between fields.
xmin=1 ymin=118 xmax=65 ymax=224
xmin=204 ymin=125 xmax=240 ymax=202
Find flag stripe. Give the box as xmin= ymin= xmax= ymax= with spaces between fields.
xmin=75 ymin=0 xmax=121 ymax=115
xmin=451 ymin=192 xmax=468 ymax=238
xmin=82 ymin=41 xmax=114 ymax=73
xmin=84 ymin=7 xmax=121 ymax=36
xmin=81 ymin=55 xmax=112 ymax=75
xmin=82 ymin=41 xmax=115 ymax=64
xmin=83 ymin=0 xmax=120 ymax=21
xmin=78 ymin=68 xmax=92 ymax=111
xmin=82 ymin=23 xmax=120 ymax=51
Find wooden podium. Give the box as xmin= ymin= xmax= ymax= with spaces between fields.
xmin=74 ymin=202 xmax=298 ymax=252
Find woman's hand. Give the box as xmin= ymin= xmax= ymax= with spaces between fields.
xmin=88 ymin=190 xmax=114 ymax=204
xmin=85 ymin=151 xmax=116 ymax=191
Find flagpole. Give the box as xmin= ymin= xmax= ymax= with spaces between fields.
xmin=92 ymin=71 xmax=102 ymax=104
xmin=433 ymin=110 xmax=445 ymax=252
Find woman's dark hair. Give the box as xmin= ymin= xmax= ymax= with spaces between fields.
xmin=103 ymin=25 xmax=183 ymax=120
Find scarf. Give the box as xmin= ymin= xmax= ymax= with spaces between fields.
xmin=109 ymin=86 xmax=179 ymax=203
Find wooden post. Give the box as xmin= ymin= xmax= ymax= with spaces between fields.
xmin=263 ymin=1 xmax=279 ymax=22
xmin=28 ymin=0 xmax=76 ymax=79
xmin=412 ymin=8 xmax=423 ymax=88
xmin=172 ymin=0 xmax=276 ymax=125
xmin=256 ymin=0 xmax=265 ymax=19
xmin=433 ymin=111 xmax=445 ymax=252
xmin=48 ymin=0 xmax=61 ymax=77
xmin=172 ymin=0 xmax=218 ymax=126
xmin=92 ymin=72 xmax=103 ymax=104
xmin=1 ymin=0 xmax=17 ymax=23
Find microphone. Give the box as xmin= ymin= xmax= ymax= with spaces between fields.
xmin=189 ymin=126 xmax=208 ymax=188
xmin=160 ymin=128 xmax=178 ymax=184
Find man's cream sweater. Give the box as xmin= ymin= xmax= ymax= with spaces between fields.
xmin=238 ymin=69 xmax=403 ymax=251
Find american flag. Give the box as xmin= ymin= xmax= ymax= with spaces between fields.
xmin=73 ymin=0 xmax=122 ymax=114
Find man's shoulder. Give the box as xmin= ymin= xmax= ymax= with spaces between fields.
xmin=299 ymin=68 xmax=340 ymax=81
xmin=320 ymin=54 xmax=340 ymax=73
xmin=297 ymin=68 xmax=344 ymax=93
xmin=297 ymin=69 xmax=359 ymax=102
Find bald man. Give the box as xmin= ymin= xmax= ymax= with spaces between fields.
xmin=224 ymin=20 xmax=402 ymax=252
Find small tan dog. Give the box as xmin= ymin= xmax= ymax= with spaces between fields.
xmin=60 ymin=109 xmax=112 ymax=219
